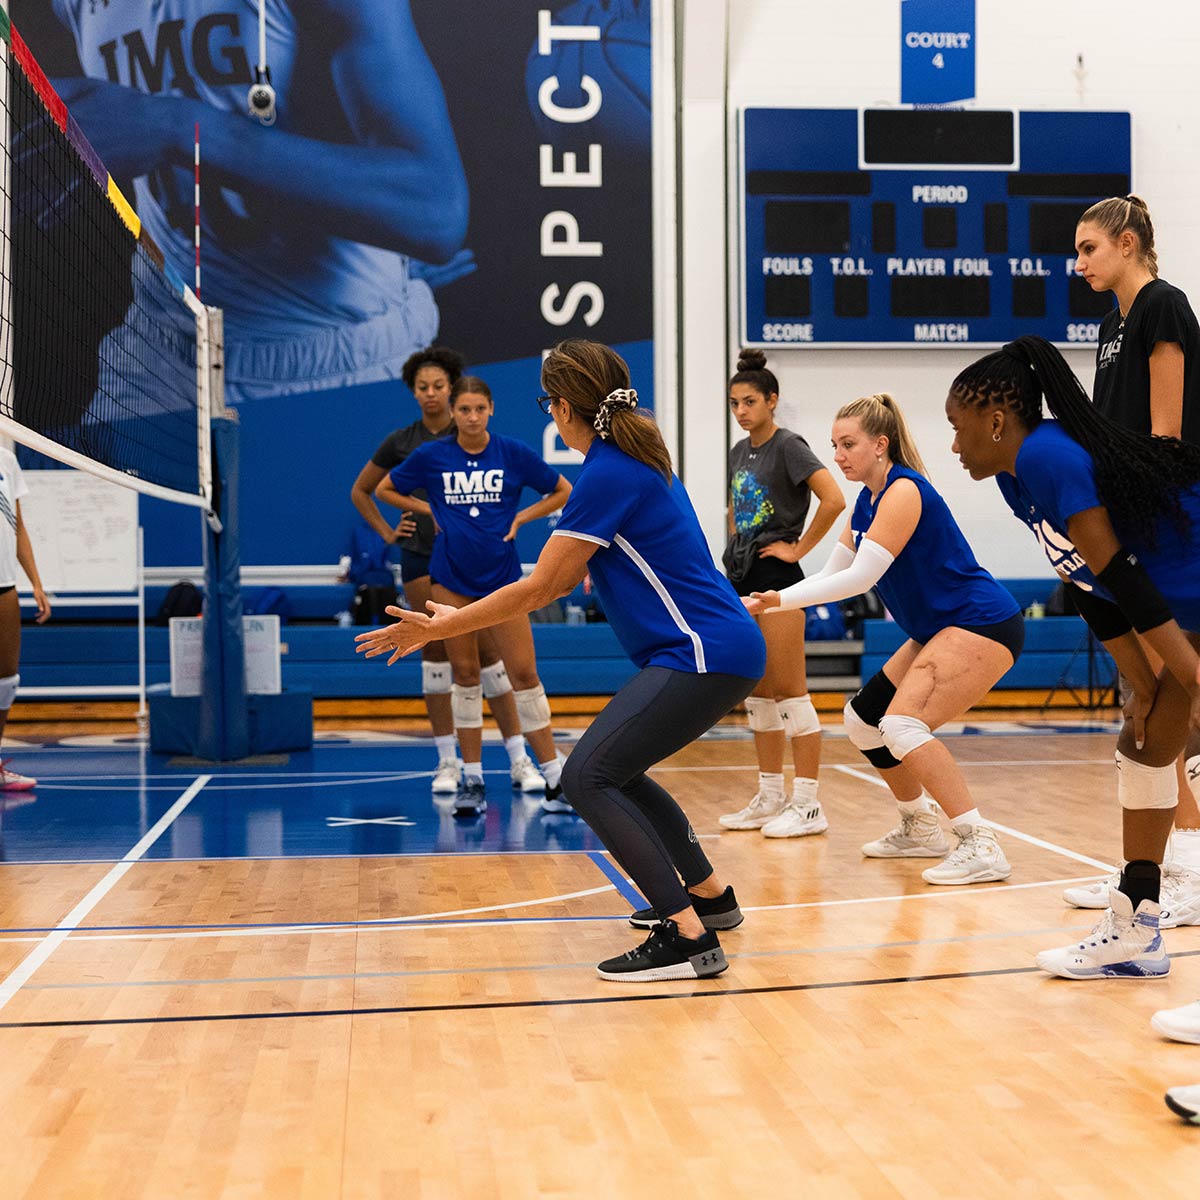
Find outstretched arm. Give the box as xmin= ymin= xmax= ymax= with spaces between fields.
xmin=52 ymin=0 xmax=467 ymax=261
xmin=356 ymin=533 xmax=596 ymax=664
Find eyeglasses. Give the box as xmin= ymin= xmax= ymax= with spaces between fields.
xmin=536 ymin=394 xmax=556 ymax=415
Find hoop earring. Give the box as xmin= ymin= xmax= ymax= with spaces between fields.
xmin=992 ymin=431 xmax=1001 ymax=443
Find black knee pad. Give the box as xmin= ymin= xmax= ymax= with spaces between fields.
xmin=850 ymin=670 xmax=898 ymax=727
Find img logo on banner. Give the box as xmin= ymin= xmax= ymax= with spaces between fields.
xmin=901 ymin=0 xmax=976 ymax=105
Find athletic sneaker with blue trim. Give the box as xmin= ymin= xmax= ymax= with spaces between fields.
xmin=596 ymin=919 xmax=728 ymax=982
xmin=1035 ymin=887 xmax=1168 ymax=979
xmin=1064 ymin=865 xmax=1200 ymax=929
xmin=1165 ymin=1085 xmax=1200 ymax=1124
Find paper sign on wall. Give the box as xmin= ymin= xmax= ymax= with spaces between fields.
xmin=901 ymin=0 xmax=975 ymax=106
xmin=169 ymin=616 xmax=282 ymax=696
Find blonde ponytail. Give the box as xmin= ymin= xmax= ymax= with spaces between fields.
xmin=836 ymin=393 xmax=928 ymax=477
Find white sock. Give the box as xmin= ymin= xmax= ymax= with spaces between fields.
xmin=896 ymin=797 xmax=927 ymax=816
xmin=504 ymin=735 xmax=526 ymax=766
xmin=758 ymin=771 xmax=785 ymax=798
xmin=792 ymin=776 xmax=819 ymax=802
xmin=463 ymin=762 xmax=483 ymax=784
xmin=1169 ymin=828 xmax=1200 ymax=872
xmin=434 ymin=735 xmax=457 ymax=763
xmin=951 ymin=807 xmax=983 ymax=832
xmin=540 ymin=755 xmax=563 ymax=788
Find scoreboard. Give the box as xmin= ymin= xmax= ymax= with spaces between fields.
xmin=739 ymin=107 xmax=1131 ymax=348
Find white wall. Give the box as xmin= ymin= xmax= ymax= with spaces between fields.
xmin=676 ymin=0 xmax=1200 ymax=581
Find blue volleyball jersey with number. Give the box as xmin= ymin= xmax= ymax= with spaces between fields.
xmin=552 ymin=439 xmax=766 ymax=677
xmin=389 ymin=433 xmax=560 ymax=598
xmin=851 ymin=464 xmax=1018 ymax=644
xmin=997 ymin=420 xmax=1200 ymax=632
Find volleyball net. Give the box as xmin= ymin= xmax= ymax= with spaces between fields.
xmin=0 ymin=10 xmax=213 ymax=510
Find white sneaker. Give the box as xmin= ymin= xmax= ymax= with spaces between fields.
xmin=431 ymin=758 xmax=462 ymax=794
xmin=862 ymin=809 xmax=949 ymax=858
xmin=719 ymin=791 xmax=786 ymax=830
xmin=1160 ymin=865 xmax=1200 ymax=929
xmin=921 ymin=824 xmax=1010 ymax=885
xmin=1062 ymin=872 xmax=1121 ymax=909
xmin=761 ymin=799 xmax=828 ymax=839
xmin=510 ymin=756 xmax=546 ymax=792
xmin=1151 ymin=999 xmax=1200 ymax=1044
xmin=0 ymin=763 xmax=36 ymax=791
xmin=1164 ymin=1084 xmax=1200 ymax=1124
xmin=1035 ymin=887 xmax=1168 ymax=979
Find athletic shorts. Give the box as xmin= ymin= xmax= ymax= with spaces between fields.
xmin=400 ymin=550 xmax=432 ymax=586
xmin=729 ymin=555 xmax=804 ymax=598
xmin=953 ymin=611 xmax=1025 ymax=661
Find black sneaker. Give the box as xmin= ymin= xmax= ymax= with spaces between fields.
xmin=597 ymin=920 xmax=728 ymax=982
xmin=628 ymin=885 xmax=744 ymax=931
xmin=454 ymin=777 xmax=487 ymax=817
xmin=541 ymin=782 xmax=574 ymax=814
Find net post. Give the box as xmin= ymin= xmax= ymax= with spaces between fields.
xmin=136 ymin=525 xmax=147 ymax=732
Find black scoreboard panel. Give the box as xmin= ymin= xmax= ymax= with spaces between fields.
xmin=740 ymin=108 xmax=1131 ymax=347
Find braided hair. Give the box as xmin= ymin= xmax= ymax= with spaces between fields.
xmin=950 ymin=334 xmax=1200 ymax=547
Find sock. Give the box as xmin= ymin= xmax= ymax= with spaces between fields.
xmin=896 ymin=797 xmax=927 ymax=816
xmin=1168 ymin=829 xmax=1200 ymax=872
xmin=758 ymin=771 xmax=785 ymax=798
xmin=463 ymin=761 xmax=483 ymax=785
xmin=504 ymin=735 xmax=526 ymax=767
xmin=1119 ymin=859 xmax=1161 ymax=909
xmin=792 ymin=776 xmax=819 ymax=802
xmin=950 ymin=807 xmax=983 ymax=833
xmin=434 ymin=734 xmax=457 ymax=762
xmin=540 ymin=755 xmax=563 ymax=788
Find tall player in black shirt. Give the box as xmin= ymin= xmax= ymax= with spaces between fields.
xmin=1072 ymin=195 xmax=1200 ymax=915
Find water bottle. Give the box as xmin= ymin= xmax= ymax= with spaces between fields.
xmin=565 ymin=604 xmax=585 ymax=626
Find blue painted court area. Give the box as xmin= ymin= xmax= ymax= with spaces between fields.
xmin=0 ymin=736 xmax=604 ymax=864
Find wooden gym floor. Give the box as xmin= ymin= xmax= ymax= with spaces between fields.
xmin=0 ymin=713 xmax=1196 ymax=1197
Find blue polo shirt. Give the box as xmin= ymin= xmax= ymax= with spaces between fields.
xmin=390 ymin=433 xmax=561 ymax=598
xmin=997 ymin=420 xmax=1200 ymax=632
xmin=553 ymin=439 xmax=766 ymax=678
xmin=852 ymin=464 xmax=1019 ymax=644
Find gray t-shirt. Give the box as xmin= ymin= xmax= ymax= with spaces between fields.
xmin=371 ymin=419 xmax=454 ymax=556
xmin=724 ymin=428 xmax=826 ymax=581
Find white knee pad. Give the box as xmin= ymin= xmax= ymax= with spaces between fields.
xmin=0 ymin=673 xmax=18 ymax=710
xmin=843 ymin=698 xmax=887 ymax=752
xmin=480 ymin=659 xmax=512 ymax=699
xmin=779 ymin=694 xmax=820 ymax=738
xmin=514 ymin=684 xmax=552 ymax=733
xmin=744 ymin=697 xmax=783 ymax=732
xmin=878 ymin=714 xmax=934 ymax=761
xmin=451 ymin=683 xmax=483 ymax=729
xmin=422 ymin=661 xmax=452 ymax=696
xmin=1116 ymin=751 xmax=1178 ymax=810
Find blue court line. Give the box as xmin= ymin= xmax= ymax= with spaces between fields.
xmin=587 ymin=851 xmax=646 ymax=910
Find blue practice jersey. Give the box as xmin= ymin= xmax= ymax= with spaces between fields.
xmin=997 ymin=421 xmax=1200 ymax=633
xmin=389 ymin=433 xmax=560 ymax=598
xmin=553 ymin=439 xmax=766 ymax=678
xmin=852 ymin=465 xmax=1018 ymax=644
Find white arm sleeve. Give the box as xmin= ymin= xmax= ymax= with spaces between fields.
xmin=796 ymin=541 xmax=855 ymax=585
xmin=772 ymin=538 xmax=894 ymax=612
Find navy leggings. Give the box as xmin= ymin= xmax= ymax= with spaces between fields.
xmin=562 ymin=666 xmax=758 ymax=919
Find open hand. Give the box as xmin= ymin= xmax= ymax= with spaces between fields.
xmin=757 ymin=541 xmax=798 ymax=563
xmin=354 ymin=601 xmax=456 ymax=665
xmin=1123 ymin=677 xmax=1158 ymax=752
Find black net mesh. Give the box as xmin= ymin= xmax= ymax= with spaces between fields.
xmin=0 ymin=35 xmax=205 ymax=501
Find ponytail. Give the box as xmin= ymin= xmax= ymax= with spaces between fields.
xmin=836 ymin=393 xmax=928 ymax=477
xmin=1078 ymin=194 xmax=1159 ymax=278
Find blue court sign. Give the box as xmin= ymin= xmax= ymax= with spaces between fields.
xmin=901 ymin=0 xmax=975 ymax=105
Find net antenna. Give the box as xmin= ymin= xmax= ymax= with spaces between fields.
xmin=0 ymin=9 xmax=215 ymax=513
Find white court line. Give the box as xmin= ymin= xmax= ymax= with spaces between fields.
xmin=0 ymin=775 xmax=211 ymax=1013
xmin=650 ymin=759 xmax=1113 ymax=773
xmin=832 ymin=763 xmax=1116 ymax=872
xmin=0 ymin=874 xmax=1109 ymax=948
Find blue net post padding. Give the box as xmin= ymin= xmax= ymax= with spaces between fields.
xmin=198 ymin=416 xmax=248 ymax=760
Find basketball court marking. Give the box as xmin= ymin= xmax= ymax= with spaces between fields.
xmin=6 ymin=948 xmax=1200 ymax=1031
xmin=0 ymin=775 xmax=211 ymax=1013
xmin=832 ymin=763 xmax=1116 ymax=871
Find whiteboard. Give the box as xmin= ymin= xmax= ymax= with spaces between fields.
xmin=16 ymin=470 xmax=139 ymax=594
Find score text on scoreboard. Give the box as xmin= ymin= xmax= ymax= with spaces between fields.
xmin=739 ymin=108 xmax=1131 ymax=348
